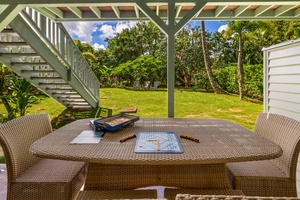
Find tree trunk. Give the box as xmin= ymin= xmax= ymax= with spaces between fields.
xmin=237 ymin=34 xmax=244 ymax=100
xmin=201 ymin=21 xmax=227 ymax=94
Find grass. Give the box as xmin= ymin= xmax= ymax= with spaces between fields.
xmin=0 ymin=88 xmax=263 ymax=163
xmin=100 ymin=88 xmax=263 ymax=130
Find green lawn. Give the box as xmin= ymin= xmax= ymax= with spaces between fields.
xmin=0 ymin=88 xmax=263 ymax=163
xmin=100 ymin=88 xmax=263 ymax=130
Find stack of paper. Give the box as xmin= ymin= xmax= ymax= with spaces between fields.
xmin=70 ymin=130 xmax=104 ymax=144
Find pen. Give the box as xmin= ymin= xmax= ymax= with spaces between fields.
xmin=180 ymin=134 xmax=199 ymax=143
xmin=120 ymin=134 xmax=136 ymax=143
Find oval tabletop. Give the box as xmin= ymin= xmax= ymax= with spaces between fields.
xmin=30 ymin=118 xmax=283 ymax=165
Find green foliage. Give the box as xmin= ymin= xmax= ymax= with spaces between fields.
xmin=191 ymin=69 xmax=212 ymax=91
xmin=73 ymin=20 xmax=300 ymax=97
xmin=6 ymin=76 xmax=38 ymax=116
xmin=0 ymin=64 xmax=15 ymax=121
xmin=175 ymin=25 xmax=205 ymax=88
xmin=214 ymin=64 xmax=263 ymax=100
xmin=113 ymin=55 xmax=165 ymax=85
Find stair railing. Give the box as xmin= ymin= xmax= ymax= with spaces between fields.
xmin=20 ymin=7 xmax=99 ymax=103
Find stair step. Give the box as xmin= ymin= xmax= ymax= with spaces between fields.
xmin=22 ymin=69 xmax=56 ymax=73
xmin=68 ymin=105 xmax=93 ymax=110
xmin=31 ymin=77 xmax=63 ymax=80
xmin=0 ymin=28 xmax=18 ymax=36
xmin=57 ymin=96 xmax=82 ymax=99
xmin=0 ymin=52 xmax=39 ymax=57
xmin=0 ymin=42 xmax=29 ymax=47
xmin=68 ymin=104 xmax=90 ymax=108
xmin=52 ymin=92 xmax=78 ymax=95
xmin=39 ymin=82 xmax=68 ymax=85
xmin=12 ymin=62 xmax=48 ymax=66
xmin=62 ymin=99 xmax=87 ymax=103
xmin=46 ymin=87 xmax=73 ymax=90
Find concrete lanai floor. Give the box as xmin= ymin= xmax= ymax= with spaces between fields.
xmin=0 ymin=164 xmax=7 ymax=200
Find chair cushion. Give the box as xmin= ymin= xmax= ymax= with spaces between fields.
xmin=226 ymin=160 xmax=287 ymax=178
xmin=15 ymin=158 xmax=86 ymax=182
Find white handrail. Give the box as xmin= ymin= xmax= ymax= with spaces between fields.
xmin=22 ymin=7 xmax=99 ymax=101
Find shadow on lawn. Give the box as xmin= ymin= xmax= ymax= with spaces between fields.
xmin=51 ymin=107 xmax=112 ymax=130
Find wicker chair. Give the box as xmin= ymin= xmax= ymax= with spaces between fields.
xmin=226 ymin=113 xmax=300 ymax=197
xmin=175 ymin=194 xmax=300 ymax=200
xmin=0 ymin=113 xmax=87 ymax=200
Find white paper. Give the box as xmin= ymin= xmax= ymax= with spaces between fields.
xmin=70 ymin=130 xmax=102 ymax=144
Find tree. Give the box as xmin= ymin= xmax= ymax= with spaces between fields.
xmin=210 ymin=31 xmax=236 ymax=68
xmin=113 ymin=55 xmax=164 ymax=85
xmin=200 ymin=21 xmax=226 ymax=94
xmin=175 ymin=25 xmax=204 ymax=88
xmin=224 ymin=21 xmax=258 ymax=99
xmin=0 ymin=63 xmax=15 ymax=120
xmin=285 ymin=21 xmax=300 ymax=40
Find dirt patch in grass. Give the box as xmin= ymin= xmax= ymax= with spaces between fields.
xmin=229 ymin=108 xmax=243 ymax=112
xmin=217 ymin=109 xmax=228 ymax=113
xmin=233 ymin=115 xmax=253 ymax=123
xmin=101 ymin=91 xmax=112 ymax=99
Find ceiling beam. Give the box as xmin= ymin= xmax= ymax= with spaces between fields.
xmin=1 ymin=0 xmax=300 ymax=5
xmin=47 ymin=7 xmax=64 ymax=18
xmin=254 ymin=5 xmax=273 ymax=17
xmin=134 ymin=5 xmax=140 ymax=18
xmin=215 ymin=6 xmax=227 ymax=17
xmin=295 ymin=8 xmax=300 ymax=17
xmin=89 ymin=6 xmax=101 ymax=18
xmin=175 ymin=5 xmax=182 ymax=18
xmin=68 ymin=6 xmax=82 ymax=18
xmin=275 ymin=5 xmax=298 ymax=17
xmin=136 ymin=2 xmax=168 ymax=34
xmin=175 ymin=1 xmax=206 ymax=33
xmin=112 ymin=6 xmax=120 ymax=18
xmin=234 ymin=5 xmax=250 ymax=17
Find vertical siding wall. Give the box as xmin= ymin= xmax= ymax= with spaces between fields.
xmin=263 ymin=38 xmax=300 ymax=197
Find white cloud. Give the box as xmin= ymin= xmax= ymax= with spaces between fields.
xmin=99 ymin=21 xmax=137 ymax=39
xmin=115 ymin=21 xmax=136 ymax=33
xmin=99 ymin=24 xmax=116 ymax=39
xmin=63 ymin=22 xmax=101 ymax=43
xmin=93 ymin=43 xmax=105 ymax=50
xmin=218 ymin=24 xmax=228 ymax=33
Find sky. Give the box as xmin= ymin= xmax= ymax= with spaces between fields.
xmin=63 ymin=21 xmax=228 ymax=50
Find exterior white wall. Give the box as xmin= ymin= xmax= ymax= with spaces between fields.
xmin=263 ymin=38 xmax=300 ymax=197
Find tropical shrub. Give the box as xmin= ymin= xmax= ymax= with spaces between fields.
xmin=215 ymin=64 xmax=263 ymax=99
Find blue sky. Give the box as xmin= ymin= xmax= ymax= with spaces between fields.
xmin=63 ymin=21 xmax=227 ymax=50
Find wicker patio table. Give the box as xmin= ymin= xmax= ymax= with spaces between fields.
xmin=30 ymin=118 xmax=282 ymax=192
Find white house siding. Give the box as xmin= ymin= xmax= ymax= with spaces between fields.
xmin=263 ymin=38 xmax=300 ymax=197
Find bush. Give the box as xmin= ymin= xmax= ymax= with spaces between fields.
xmin=215 ymin=64 xmax=263 ymax=100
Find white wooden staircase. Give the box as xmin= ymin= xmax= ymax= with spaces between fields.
xmin=0 ymin=8 xmax=99 ymax=110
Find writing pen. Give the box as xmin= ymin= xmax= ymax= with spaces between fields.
xmin=180 ymin=134 xmax=199 ymax=143
xmin=120 ymin=134 xmax=136 ymax=143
